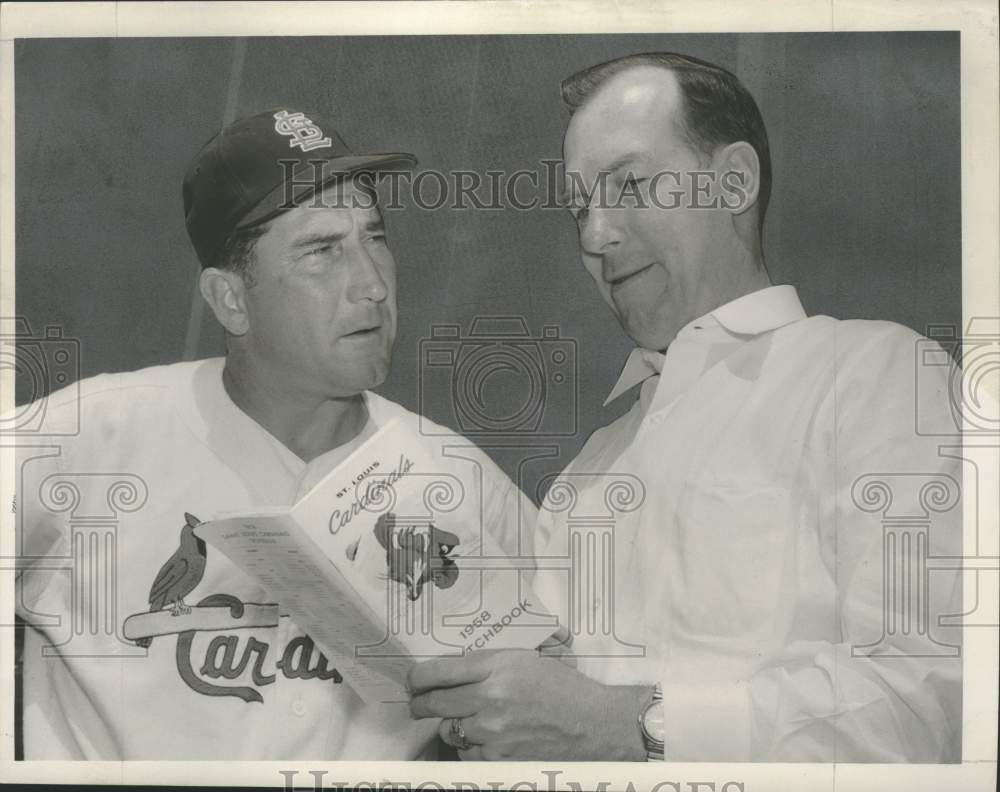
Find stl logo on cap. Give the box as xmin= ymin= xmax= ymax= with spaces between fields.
xmin=273 ymin=109 xmax=333 ymax=152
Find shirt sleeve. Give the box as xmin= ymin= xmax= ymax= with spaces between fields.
xmin=659 ymin=324 xmax=964 ymax=762
xmin=11 ymin=415 xmax=97 ymax=758
xmin=14 ymin=443 xmax=70 ymax=621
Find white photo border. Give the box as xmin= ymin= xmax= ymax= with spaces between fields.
xmin=0 ymin=1 xmax=996 ymax=790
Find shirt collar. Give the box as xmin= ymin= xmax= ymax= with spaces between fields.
xmin=604 ymin=348 xmax=665 ymax=406
xmin=604 ymin=285 xmax=807 ymax=405
xmin=701 ymin=284 xmax=806 ymax=337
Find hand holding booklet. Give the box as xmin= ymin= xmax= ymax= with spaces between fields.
xmin=194 ymin=419 xmax=556 ymax=704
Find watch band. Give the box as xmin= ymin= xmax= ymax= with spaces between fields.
xmin=638 ymin=683 xmax=665 ymax=760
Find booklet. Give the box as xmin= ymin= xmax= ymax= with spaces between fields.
xmin=194 ymin=418 xmax=556 ymax=704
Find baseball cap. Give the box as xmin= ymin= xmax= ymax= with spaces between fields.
xmin=183 ymin=107 xmax=417 ymax=268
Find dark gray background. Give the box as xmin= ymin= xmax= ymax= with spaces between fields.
xmin=14 ymin=33 xmax=961 ymax=502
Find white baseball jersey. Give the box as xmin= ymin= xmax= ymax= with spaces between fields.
xmin=15 ymin=357 xmax=535 ymax=759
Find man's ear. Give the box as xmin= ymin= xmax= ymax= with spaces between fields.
xmin=199 ymin=267 xmax=250 ymax=336
xmin=714 ymin=141 xmax=760 ymax=217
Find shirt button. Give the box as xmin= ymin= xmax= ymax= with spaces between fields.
xmin=292 ymin=698 xmax=307 ymax=716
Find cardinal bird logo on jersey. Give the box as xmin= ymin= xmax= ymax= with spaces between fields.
xmin=373 ymin=512 xmax=460 ymax=601
xmin=135 ymin=512 xmax=208 ymax=648
xmin=125 ymin=511 xmax=344 ymax=703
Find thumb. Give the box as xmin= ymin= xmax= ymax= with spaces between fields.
xmin=537 ymin=624 xmax=575 ymax=664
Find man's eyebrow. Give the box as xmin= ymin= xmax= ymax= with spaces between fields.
xmin=290 ymin=232 xmax=346 ymax=249
xmin=605 ymin=153 xmax=649 ymax=174
xmin=360 ymin=212 xmax=386 ymax=232
xmin=353 ymin=198 xmax=386 ymax=229
xmin=290 ymin=216 xmax=385 ymax=249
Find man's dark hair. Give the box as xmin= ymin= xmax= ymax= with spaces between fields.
xmin=561 ymin=52 xmax=772 ymax=235
xmin=212 ymin=222 xmax=269 ymax=287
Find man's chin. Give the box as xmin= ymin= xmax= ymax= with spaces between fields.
xmin=609 ymin=302 xmax=670 ymax=350
xmin=620 ymin=319 xmax=673 ymax=352
xmin=358 ymin=356 xmax=392 ymax=392
xmin=366 ymin=366 xmax=390 ymax=391
xmin=322 ymin=354 xmax=392 ymax=398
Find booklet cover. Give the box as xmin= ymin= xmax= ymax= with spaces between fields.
xmin=193 ymin=418 xmax=556 ymax=704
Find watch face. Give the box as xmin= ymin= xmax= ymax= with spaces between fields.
xmin=642 ymin=701 xmax=665 ymax=740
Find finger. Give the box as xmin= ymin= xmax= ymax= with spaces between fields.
xmin=538 ymin=624 xmax=573 ymax=654
xmin=437 ymin=710 xmax=492 ymax=750
xmin=438 ymin=717 xmax=454 ymax=746
xmin=538 ymin=626 xmax=577 ymax=668
xmin=407 ymin=653 xmax=491 ymax=694
xmin=457 ymin=745 xmax=484 ymax=761
xmin=409 ymin=681 xmax=484 ymax=719
xmin=438 ymin=715 xmax=472 ymax=749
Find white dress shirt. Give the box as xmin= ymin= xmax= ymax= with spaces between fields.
xmin=533 ymin=286 xmax=963 ymax=762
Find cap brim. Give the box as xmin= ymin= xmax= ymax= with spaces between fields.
xmin=236 ymin=152 xmax=417 ymax=229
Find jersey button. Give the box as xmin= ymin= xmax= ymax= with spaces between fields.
xmin=292 ymin=698 xmax=307 ymax=716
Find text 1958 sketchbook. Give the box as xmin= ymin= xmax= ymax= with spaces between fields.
xmin=194 ymin=418 xmax=556 ymax=704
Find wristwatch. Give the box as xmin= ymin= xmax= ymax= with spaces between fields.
xmin=637 ymin=683 xmax=665 ymax=760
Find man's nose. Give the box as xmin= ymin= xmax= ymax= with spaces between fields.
xmin=347 ymin=246 xmax=389 ymax=303
xmin=579 ymin=205 xmax=623 ymax=259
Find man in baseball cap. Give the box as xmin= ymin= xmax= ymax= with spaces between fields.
xmin=183 ymin=107 xmax=417 ymax=268
xmin=185 ymin=107 xmax=421 ymax=433
xmin=15 ymin=107 xmax=533 ymax=759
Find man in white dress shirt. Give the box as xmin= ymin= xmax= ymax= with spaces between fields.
xmin=408 ymin=53 xmax=963 ymax=762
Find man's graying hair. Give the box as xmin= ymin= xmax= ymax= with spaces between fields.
xmin=212 ymin=222 xmax=269 ymax=287
xmin=561 ymin=52 xmax=772 ymax=234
